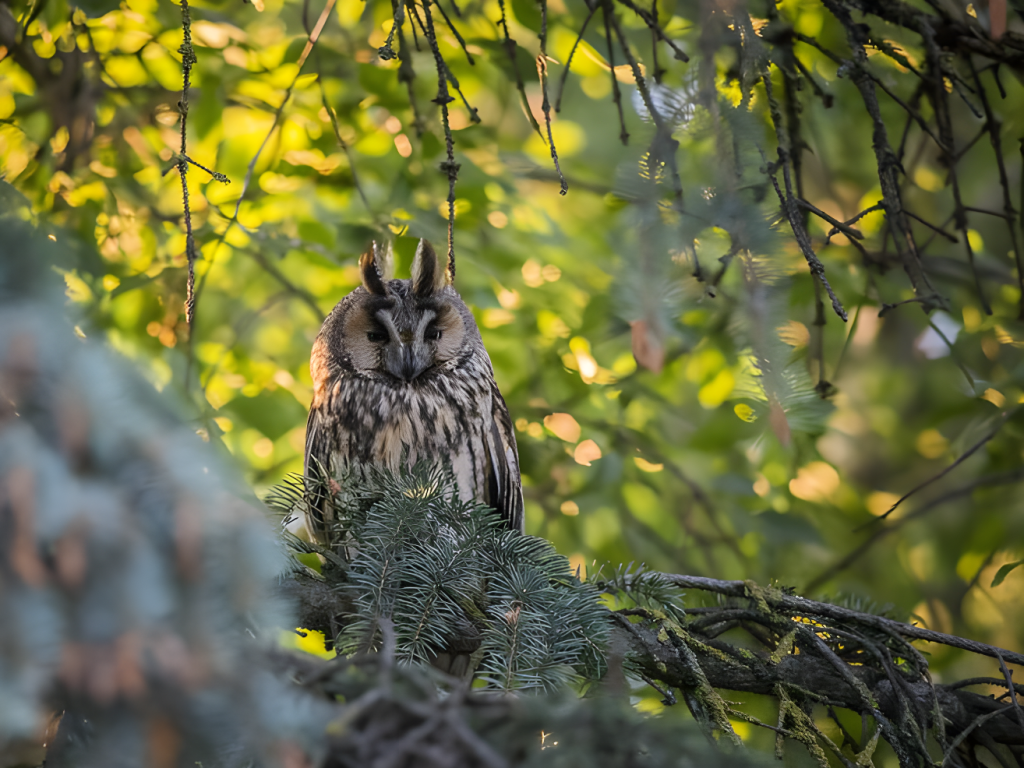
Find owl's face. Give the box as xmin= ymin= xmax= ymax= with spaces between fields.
xmin=313 ymin=240 xmax=480 ymax=392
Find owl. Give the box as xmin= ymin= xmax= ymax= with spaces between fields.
xmin=302 ymin=239 xmax=524 ymax=545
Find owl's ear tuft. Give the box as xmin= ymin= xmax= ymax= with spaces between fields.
xmin=375 ymin=241 xmax=395 ymax=280
xmin=411 ymin=239 xmax=451 ymax=297
xmin=359 ymin=241 xmax=391 ymax=295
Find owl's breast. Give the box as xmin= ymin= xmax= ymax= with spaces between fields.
xmin=324 ymin=368 xmax=492 ymax=502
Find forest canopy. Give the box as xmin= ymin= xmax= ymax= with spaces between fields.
xmin=2 ymin=0 xmax=1024 ymax=764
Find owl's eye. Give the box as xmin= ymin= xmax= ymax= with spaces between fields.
xmin=366 ymin=329 xmax=388 ymax=343
xmin=425 ymin=326 xmax=442 ymax=341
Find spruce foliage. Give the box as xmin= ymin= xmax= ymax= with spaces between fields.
xmin=590 ymin=563 xmax=687 ymax=625
xmin=0 ymin=215 xmax=329 ymax=767
xmin=268 ymin=464 xmax=609 ymax=691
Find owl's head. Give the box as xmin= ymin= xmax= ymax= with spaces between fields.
xmin=313 ymin=239 xmax=482 ymax=389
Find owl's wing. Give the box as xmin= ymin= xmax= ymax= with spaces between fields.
xmin=303 ymin=403 xmax=335 ymax=543
xmin=483 ymin=383 xmax=525 ymax=533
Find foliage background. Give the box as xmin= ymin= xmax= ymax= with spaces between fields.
xmin=3 ymin=0 xmax=1024 ymax=754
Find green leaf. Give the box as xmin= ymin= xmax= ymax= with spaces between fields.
xmin=511 ymin=0 xmax=541 ymax=32
xmin=43 ymin=0 xmax=70 ymax=30
xmin=991 ymin=559 xmax=1024 ymax=588
xmin=298 ymin=220 xmax=336 ymax=249
xmin=472 ymin=39 xmax=538 ymax=85
xmin=226 ymin=388 xmax=307 ymax=441
xmin=73 ymin=0 xmax=121 ymax=16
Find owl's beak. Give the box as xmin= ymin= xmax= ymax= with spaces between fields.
xmin=387 ymin=343 xmax=430 ymax=382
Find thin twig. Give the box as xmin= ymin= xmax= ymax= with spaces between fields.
xmin=611 ymin=0 xmax=688 ymax=62
xmin=175 ymin=0 xmax=231 ymax=394
xmin=793 ymin=54 xmax=832 ymax=108
xmin=831 ymin=300 xmax=862 ymax=381
xmin=867 ymin=407 xmax=1018 ymax=524
xmin=947 ymin=677 xmax=1024 ymax=695
xmin=604 ymin=1 xmax=690 ymax=235
xmin=793 ymin=31 xmax=949 ymax=154
xmin=927 ymin=317 xmax=976 ymax=388
xmin=178 ymin=0 xmax=199 ymax=330
xmin=244 ymin=248 xmax=323 ymax=319
xmin=941 ymin=704 xmax=1018 ymax=766
xmin=378 ymin=0 xmax=402 ymax=60
xmin=649 ymin=0 xmax=662 ymax=83
xmin=638 ymin=672 xmax=678 ymax=705
xmin=431 ymin=0 xmax=473 ymax=65
xmin=554 ymin=4 xmax=597 ymax=112
xmin=919 ymin=22 xmax=991 ymax=314
xmin=797 ymin=198 xmax=864 ymax=240
xmin=807 ymin=468 xmax=1024 ymax=592
xmin=996 ymin=653 xmax=1024 ymax=731
xmin=903 ymin=209 xmax=958 ymax=243
xmin=419 ymin=0 xmax=459 ymax=278
xmin=875 ymin=297 xmax=932 ymax=317
xmin=814 ymin=5 xmax=946 ymax=311
xmin=316 ymin=70 xmax=373 ymax=216
xmin=395 ymin=0 xmax=425 ymax=136
xmin=962 ymin=206 xmax=1013 ymax=221
xmin=969 ymin=58 xmax=1024 ymax=319
xmin=825 ymin=203 xmax=883 ymax=244
xmin=405 ymin=5 xmax=479 ymax=121
xmin=303 ymin=2 xmax=373 ymax=218
xmin=954 ymin=124 xmax=988 ymax=162
xmin=496 ymin=0 xmax=544 ymax=141
xmin=760 ymin=74 xmax=847 ymax=320
xmin=537 ymin=0 xmax=567 ymax=194
xmin=190 ymin=0 xmax=336 ymax=332
xmin=602 ymin=0 xmax=628 ymax=145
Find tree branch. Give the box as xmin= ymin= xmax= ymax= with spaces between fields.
xmin=280 ymin=566 xmax=1024 ymax=764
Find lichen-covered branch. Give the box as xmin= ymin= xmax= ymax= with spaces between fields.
xmin=281 ymin=567 xmax=1024 ymax=767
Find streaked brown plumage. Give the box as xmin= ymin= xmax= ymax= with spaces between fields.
xmin=302 ymin=239 xmax=524 ymax=544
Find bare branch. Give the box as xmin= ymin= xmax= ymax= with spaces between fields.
xmin=191 ymin=0 xmax=337 ymax=332
xmin=611 ymin=0 xmax=689 ymax=62
xmin=602 ymin=0 xmax=628 ymax=145
xmin=554 ymin=4 xmax=597 ymax=112
xmin=865 ymin=407 xmax=1018 ymax=524
xmin=816 ymin=2 xmax=946 ymax=312
xmin=419 ymin=0 xmax=460 ymax=279
xmin=968 ymin=58 xmax=1024 ymax=319
xmin=761 ymin=73 xmax=847 ymax=321
xmin=537 ymin=0 xmax=567 ymax=195
xmin=807 ymin=468 xmax=1024 ymax=591
xmin=497 ymin=0 xmax=544 ymax=141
